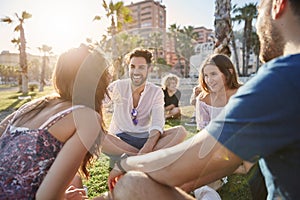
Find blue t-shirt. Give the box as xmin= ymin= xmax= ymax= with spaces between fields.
xmin=206 ymin=54 xmax=300 ymax=199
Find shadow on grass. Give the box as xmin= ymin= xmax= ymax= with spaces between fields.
xmin=4 ymin=92 xmax=34 ymax=111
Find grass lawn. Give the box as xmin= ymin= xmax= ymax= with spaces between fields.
xmin=84 ymin=107 xmax=253 ymax=199
xmin=0 ymin=86 xmax=55 ymax=112
xmin=0 ymin=86 xmax=253 ymax=199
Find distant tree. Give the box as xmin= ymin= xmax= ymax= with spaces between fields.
xmin=95 ymin=0 xmax=133 ymax=35
xmin=10 ymin=37 xmax=22 ymax=91
xmin=147 ymin=31 xmax=164 ymax=63
xmin=251 ymin=30 xmax=260 ymax=72
xmin=168 ymin=23 xmax=182 ymax=65
xmin=38 ymin=45 xmax=52 ymax=91
xmin=28 ymin=59 xmax=40 ymax=82
xmin=177 ymin=25 xmax=198 ymax=77
xmin=232 ymin=3 xmax=257 ymax=75
xmin=93 ymin=0 xmax=133 ymax=79
xmin=1 ymin=11 xmax=32 ymax=94
xmin=0 ymin=65 xmax=18 ymax=84
xmin=168 ymin=24 xmax=197 ymax=78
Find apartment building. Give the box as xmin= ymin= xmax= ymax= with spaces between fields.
xmin=121 ymin=0 xmax=213 ymax=77
xmin=123 ymin=0 xmax=166 ymax=32
xmin=193 ymin=26 xmax=214 ymax=44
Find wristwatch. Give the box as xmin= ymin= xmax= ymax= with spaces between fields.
xmin=116 ymin=153 xmax=129 ymax=173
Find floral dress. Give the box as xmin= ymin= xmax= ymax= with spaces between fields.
xmin=0 ymin=105 xmax=83 ymax=199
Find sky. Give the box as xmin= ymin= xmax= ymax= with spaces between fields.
xmin=0 ymin=0 xmax=258 ymax=55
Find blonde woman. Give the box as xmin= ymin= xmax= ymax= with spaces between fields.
xmin=161 ymin=73 xmax=181 ymax=119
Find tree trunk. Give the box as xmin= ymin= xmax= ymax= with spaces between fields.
xmin=231 ymin=32 xmax=241 ymax=76
xmin=39 ymin=55 xmax=46 ymax=92
xmin=242 ymin=23 xmax=247 ymax=76
xmin=214 ymin=0 xmax=232 ymax=57
xmin=19 ymin=24 xmax=28 ymax=94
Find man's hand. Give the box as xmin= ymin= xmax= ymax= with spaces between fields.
xmin=108 ymin=167 xmax=125 ymax=192
xmin=64 ymin=185 xmax=88 ymax=200
xmin=138 ymin=130 xmax=161 ymax=154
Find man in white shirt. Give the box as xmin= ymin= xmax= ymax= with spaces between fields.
xmin=107 ymin=48 xmax=187 ymax=159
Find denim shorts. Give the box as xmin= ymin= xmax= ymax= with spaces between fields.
xmin=116 ymin=132 xmax=148 ymax=150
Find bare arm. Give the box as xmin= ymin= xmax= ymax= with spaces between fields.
xmin=116 ymin=130 xmax=242 ymax=188
xmin=165 ymin=104 xmax=175 ymax=111
xmin=36 ymin=108 xmax=103 ymax=199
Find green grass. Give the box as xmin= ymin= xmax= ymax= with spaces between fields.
xmin=0 ymin=86 xmax=55 ymax=112
xmin=0 ymin=87 xmax=252 ymax=199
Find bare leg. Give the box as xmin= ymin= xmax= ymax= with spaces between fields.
xmin=154 ymin=125 xmax=187 ymax=150
xmin=113 ymin=171 xmax=195 ymax=200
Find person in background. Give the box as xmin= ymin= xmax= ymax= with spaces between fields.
xmin=161 ymin=73 xmax=181 ymax=120
xmin=0 ymin=45 xmax=109 ymax=199
xmin=107 ymin=0 xmax=300 ymax=199
xmin=106 ymin=48 xmax=187 ymax=168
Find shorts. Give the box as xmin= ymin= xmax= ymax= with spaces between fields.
xmin=116 ymin=132 xmax=148 ymax=150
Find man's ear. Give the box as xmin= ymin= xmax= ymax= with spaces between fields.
xmin=272 ymin=0 xmax=287 ymax=19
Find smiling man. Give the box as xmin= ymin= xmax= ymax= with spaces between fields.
xmin=106 ymin=48 xmax=187 ymax=167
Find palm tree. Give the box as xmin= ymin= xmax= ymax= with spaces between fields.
xmin=38 ymin=45 xmax=52 ymax=92
xmin=1 ymin=11 xmax=32 ymax=94
xmin=10 ymin=37 xmax=22 ymax=91
xmin=168 ymin=24 xmax=184 ymax=76
xmin=214 ymin=0 xmax=232 ymax=57
xmin=168 ymin=23 xmax=181 ymax=63
xmin=232 ymin=3 xmax=257 ymax=76
xmin=177 ymin=25 xmax=198 ymax=78
xmin=251 ymin=30 xmax=260 ymax=72
xmin=147 ymin=32 xmax=164 ymax=63
xmin=94 ymin=0 xmax=133 ymax=79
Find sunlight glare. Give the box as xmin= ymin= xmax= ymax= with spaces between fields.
xmin=30 ymin=0 xmax=100 ymax=54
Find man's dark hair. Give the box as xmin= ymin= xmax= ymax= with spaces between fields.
xmin=126 ymin=48 xmax=153 ymax=66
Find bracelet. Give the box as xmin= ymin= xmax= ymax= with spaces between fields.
xmin=116 ymin=153 xmax=129 ymax=173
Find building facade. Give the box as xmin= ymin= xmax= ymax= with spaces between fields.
xmin=121 ymin=0 xmax=213 ymax=78
xmin=193 ymin=26 xmax=214 ymax=44
xmin=123 ymin=0 xmax=166 ymax=32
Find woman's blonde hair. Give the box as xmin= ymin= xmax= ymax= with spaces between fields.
xmin=161 ymin=73 xmax=180 ymax=90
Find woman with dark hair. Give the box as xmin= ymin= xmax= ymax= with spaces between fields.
xmin=196 ymin=53 xmax=241 ymax=130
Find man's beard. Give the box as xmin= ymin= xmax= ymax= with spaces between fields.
xmin=259 ymin=18 xmax=284 ymax=63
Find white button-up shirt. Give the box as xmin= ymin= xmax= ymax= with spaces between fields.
xmin=108 ymin=79 xmax=165 ymax=135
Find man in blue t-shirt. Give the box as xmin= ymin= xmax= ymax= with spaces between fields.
xmin=106 ymin=0 xmax=300 ymax=200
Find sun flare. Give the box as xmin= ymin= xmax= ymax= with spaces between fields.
xmin=26 ymin=0 xmax=102 ymax=54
